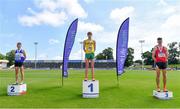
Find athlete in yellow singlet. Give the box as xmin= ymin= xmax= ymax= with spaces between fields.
xmin=83 ymin=32 xmax=96 ymax=81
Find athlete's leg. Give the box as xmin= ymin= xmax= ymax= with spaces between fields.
xmin=20 ymin=65 xmax=24 ymax=83
xmin=15 ymin=67 xmax=19 ymax=83
xmin=162 ymin=69 xmax=167 ymax=92
xmin=156 ymin=67 xmax=161 ymax=91
xmin=91 ymin=59 xmax=95 ymax=80
xmin=85 ymin=59 xmax=89 ymax=80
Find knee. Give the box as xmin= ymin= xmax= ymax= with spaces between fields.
xmin=156 ymin=75 xmax=160 ymax=79
xmin=85 ymin=61 xmax=89 ymax=65
xmin=163 ymin=74 xmax=167 ymax=78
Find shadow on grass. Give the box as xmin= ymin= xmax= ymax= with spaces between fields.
xmin=100 ymin=85 xmax=121 ymax=92
xmin=0 ymin=92 xmax=8 ymax=97
xmin=31 ymin=85 xmax=62 ymax=93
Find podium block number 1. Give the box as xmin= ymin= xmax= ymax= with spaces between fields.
xmin=88 ymin=83 xmax=93 ymax=92
xmin=82 ymin=80 xmax=99 ymax=98
xmin=10 ymin=86 xmax=15 ymax=92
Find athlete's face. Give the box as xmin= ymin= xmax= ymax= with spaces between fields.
xmin=17 ymin=44 xmax=22 ymax=49
xmin=88 ymin=34 xmax=92 ymax=39
xmin=157 ymin=39 xmax=162 ymax=45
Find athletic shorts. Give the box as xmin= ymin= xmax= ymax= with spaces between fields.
xmin=85 ymin=53 xmax=94 ymax=60
xmin=156 ymin=62 xmax=167 ymax=69
xmin=15 ymin=62 xmax=24 ymax=67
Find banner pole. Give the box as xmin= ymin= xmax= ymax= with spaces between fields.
xmin=117 ymin=75 xmax=119 ymax=87
xmin=60 ymin=68 xmax=64 ymax=87
xmin=61 ymin=73 xmax=64 ymax=87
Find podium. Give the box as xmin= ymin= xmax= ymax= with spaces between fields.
xmin=82 ymin=80 xmax=99 ymax=98
xmin=7 ymin=84 xmax=27 ymax=96
xmin=153 ymin=90 xmax=173 ymax=100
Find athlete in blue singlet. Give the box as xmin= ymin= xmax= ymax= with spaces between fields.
xmin=14 ymin=42 xmax=26 ymax=84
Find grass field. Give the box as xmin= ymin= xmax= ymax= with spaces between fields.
xmin=0 ymin=69 xmax=180 ymax=108
xmin=134 ymin=64 xmax=180 ymax=69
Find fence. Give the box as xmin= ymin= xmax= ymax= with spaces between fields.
xmin=24 ymin=60 xmax=116 ymax=69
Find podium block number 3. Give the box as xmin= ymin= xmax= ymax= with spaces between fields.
xmin=88 ymin=83 xmax=93 ymax=92
xmin=10 ymin=86 xmax=15 ymax=92
xmin=165 ymin=92 xmax=168 ymax=97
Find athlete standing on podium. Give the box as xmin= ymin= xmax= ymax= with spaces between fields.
xmin=14 ymin=42 xmax=26 ymax=84
xmin=83 ymin=32 xmax=96 ymax=81
xmin=152 ymin=37 xmax=168 ymax=92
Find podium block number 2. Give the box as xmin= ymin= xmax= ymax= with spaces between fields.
xmin=10 ymin=86 xmax=15 ymax=92
xmin=88 ymin=83 xmax=93 ymax=92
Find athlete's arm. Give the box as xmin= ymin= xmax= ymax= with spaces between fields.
xmin=164 ymin=47 xmax=169 ymax=59
xmin=152 ymin=46 xmax=157 ymax=62
xmin=83 ymin=40 xmax=86 ymax=52
xmin=23 ymin=50 xmax=27 ymax=60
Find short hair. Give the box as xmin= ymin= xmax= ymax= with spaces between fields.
xmin=87 ymin=32 xmax=92 ymax=36
xmin=157 ymin=37 xmax=162 ymax=40
xmin=17 ymin=42 xmax=22 ymax=45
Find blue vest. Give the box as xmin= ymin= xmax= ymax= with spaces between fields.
xmin=15 ymin=49 xmax=25 ymax=63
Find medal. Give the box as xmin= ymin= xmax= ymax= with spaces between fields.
xmin=15 ymin=53 xmax=21 ymax=60
xmin=158 ymin=46 xmax=165 ymax=57
xmin=158 ymin=46 xmax=163 ymax=52
xmin=87 ymin=40 xmax=93 ymax=52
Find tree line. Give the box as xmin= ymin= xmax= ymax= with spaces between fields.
xmin=95 ymin=42 xmax=180 ymax=67
xmin=0 ymin=50 xmax=15 ymax=66
xmin=0 ymin=42 xmax=179 ymax=67
xmin=141 ymin=42 xmax=180 ymax=65
xmin=95 ymin=47 xmax=134 ymax=67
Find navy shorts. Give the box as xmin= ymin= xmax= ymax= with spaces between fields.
xmin=156 ymin=62 xmax=167 ymax=69
xmin=15 ymin=62 xmax=24 ymax=67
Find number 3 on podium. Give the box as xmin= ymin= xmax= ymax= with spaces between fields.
xmin=88 ymin=83 xmax=93 ymax=92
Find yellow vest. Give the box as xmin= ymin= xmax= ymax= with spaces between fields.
xmin=84 ymin=39 xmax=95 ymax=53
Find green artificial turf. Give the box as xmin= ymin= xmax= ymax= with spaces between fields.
xmin=0 ymin=69 xmax=180 ymax=108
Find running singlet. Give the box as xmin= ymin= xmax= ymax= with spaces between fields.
xmin=155 ymin=46 xmax=167 ymax=62
xmin=84 ymin=39 xmax=95 ymax=53
xmin=15 ymin=49 xmax=25 ymax=63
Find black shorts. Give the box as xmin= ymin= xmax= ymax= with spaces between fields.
xmin=15 ymin=62 xmax=24 ymax=67
xmin=156 ymin=62 xmax=167 ymax=69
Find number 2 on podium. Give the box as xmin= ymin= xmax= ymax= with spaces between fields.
xmin=10 ymin=86 xmax=15 ymax=92
xmin=88 ymin=83 xmax=93 ymax=92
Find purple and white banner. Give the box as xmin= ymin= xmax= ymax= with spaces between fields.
xmin=116 ymin=18 xmax=129 ymax=76
xmin=62 ymin=18 xmax=78 ymax=77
